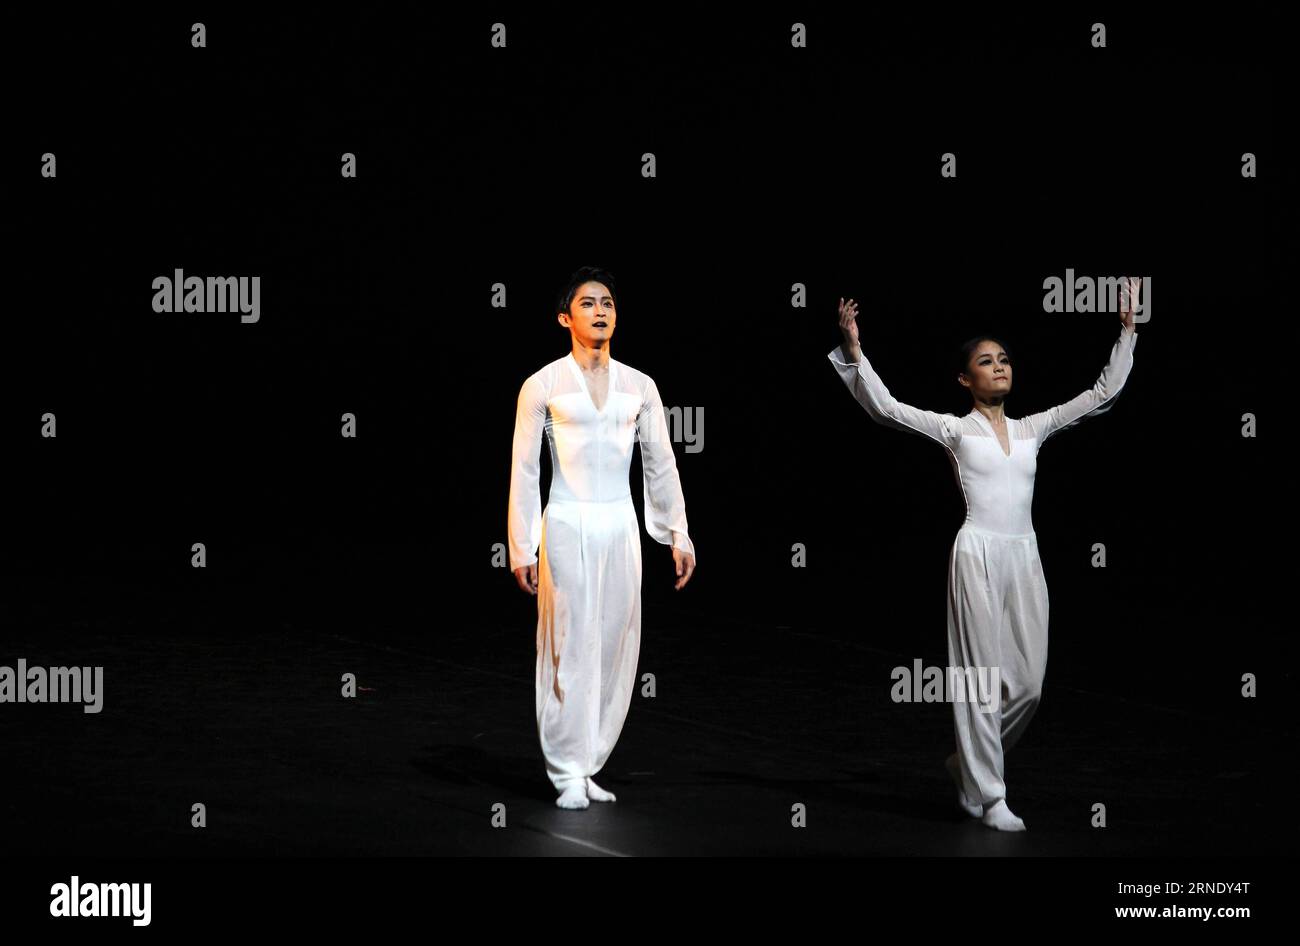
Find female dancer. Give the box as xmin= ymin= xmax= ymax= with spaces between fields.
xmin=828 ymin=284 xmax=1139 ymax=831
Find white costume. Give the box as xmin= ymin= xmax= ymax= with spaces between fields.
xmin=508 ymin=353 xmax=695 ymax=793
xmin=828 ymin=326 xmax=1137 ymax=810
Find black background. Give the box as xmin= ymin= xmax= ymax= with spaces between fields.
xmin=2 ymin=5 xmax=1292 ymax=878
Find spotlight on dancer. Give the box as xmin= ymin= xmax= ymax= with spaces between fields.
xmin=507 ymin=266 xmax=697 ymax=810
xmin=827 ymin=279 xmax=1140 ymax=831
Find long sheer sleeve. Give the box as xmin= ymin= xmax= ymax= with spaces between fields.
xmin=1021 ymin=325 xmax=1138 ymax=448
xmin=507 ymin=373 xmax=547 ymax=571
xmin=827 ymin=344 xmax=964 ymax=450
xmin=636 ymin=377 xmax=695 ymax=561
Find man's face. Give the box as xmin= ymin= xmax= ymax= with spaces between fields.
xmin=560 ymin=280 xmax=616 ymax=345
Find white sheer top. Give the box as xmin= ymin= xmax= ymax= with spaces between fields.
xmin=508 ymin=353 xmax=695 ymax=570
xmin=828 ymin=326 xmax=1138 ymax=536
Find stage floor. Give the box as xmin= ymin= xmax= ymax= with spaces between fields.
xmin=2 ymin=584 xmax=1284 ymax=857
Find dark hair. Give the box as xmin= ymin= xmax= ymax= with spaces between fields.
xmin=556 ymin=266 xmax=618 ymax=317
xmin=957 ymin=335 xmax=1012 ymax=377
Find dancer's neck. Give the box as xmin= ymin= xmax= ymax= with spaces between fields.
xmin=571 ymin=344 xmax=611 ymax=372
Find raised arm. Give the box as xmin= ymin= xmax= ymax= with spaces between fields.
xmin=827 ymin=297 xmax=963 ymax=450
xmin=1021 ymin=280 xmax=1141 ymax=448
xmin=507 ymin=372 xmax=547 ymax=576
xmin=636 ymin=377 xmax=696 ymax=563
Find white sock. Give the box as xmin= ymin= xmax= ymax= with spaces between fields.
xmin=981 ymin=799 xmax=1026 ymax=832
xmin=556 ymin=783 xmax=589 ymax=810
xmin=945 ymin=753 xmax=982 ymax=818
xmin=586 ymin=778 xmax=616 ymax=803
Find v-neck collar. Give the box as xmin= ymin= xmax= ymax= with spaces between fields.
xmin=567 ymin=353 xmax=615 ymax=414
xmin=972 ymin=409 xmax=1013 ymax=458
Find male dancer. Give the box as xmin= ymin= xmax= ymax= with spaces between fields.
xmin=507 ymin=266 xmax=696 ymax=809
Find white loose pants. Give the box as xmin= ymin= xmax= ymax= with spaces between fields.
xmin=535 ymin=496 xmax=643 ymax=791
xmin=946 ymin=524 xmax=1049 ymax=808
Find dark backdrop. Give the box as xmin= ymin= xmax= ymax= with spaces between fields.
xmin=2 ymin=8 xmax=1291 ymax=856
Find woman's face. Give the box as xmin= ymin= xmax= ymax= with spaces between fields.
xmin=962 ymin=341 xmax=1012 ymax=400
